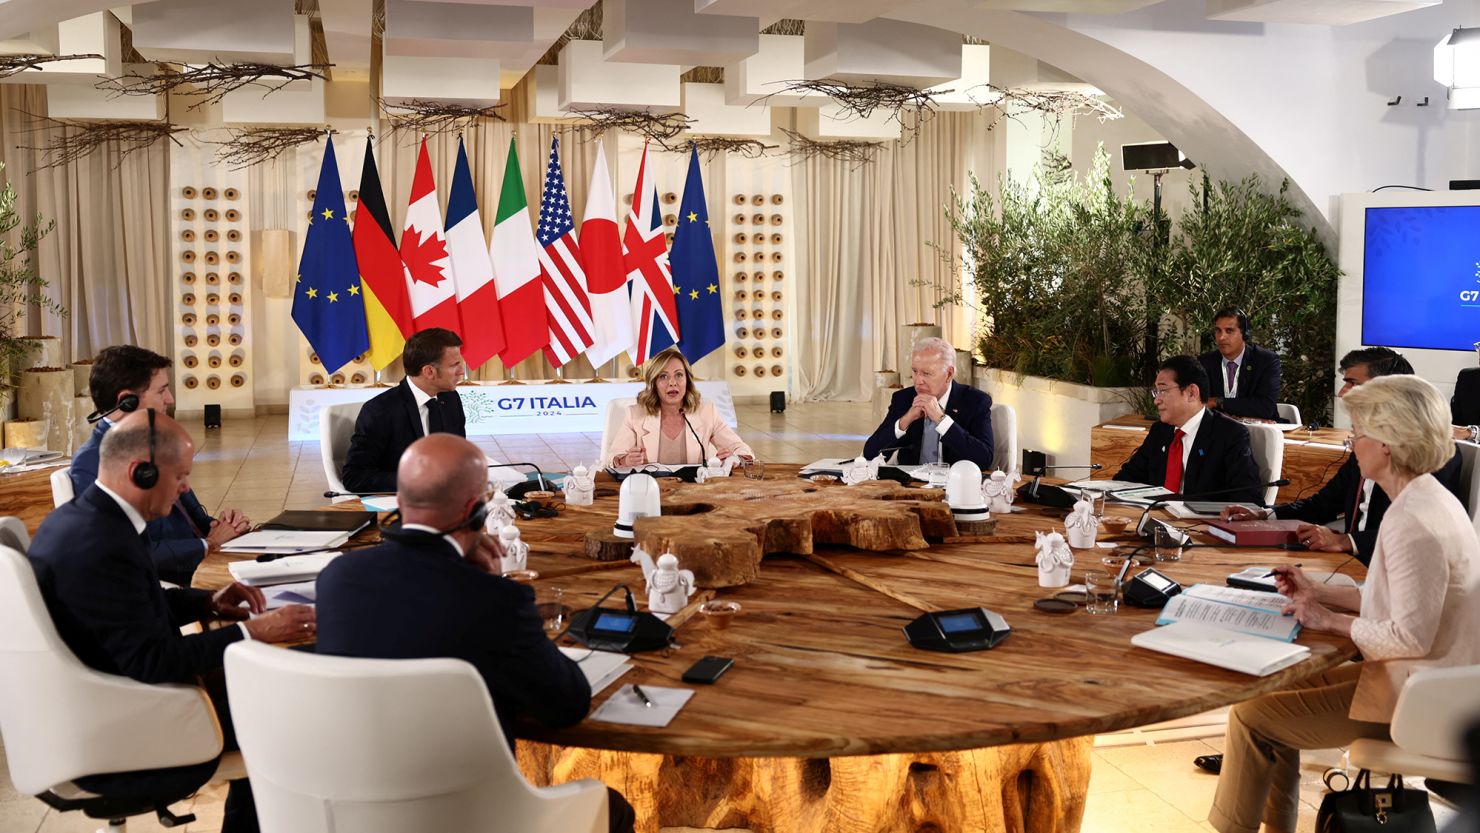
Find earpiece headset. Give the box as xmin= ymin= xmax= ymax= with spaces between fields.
xmin=380 ymin=497 xmax=489 ymax=542
xmin=87 ymin=392 xmax=140 ymax=424
xmin=131 ymin=408 xmax=160 ymax=490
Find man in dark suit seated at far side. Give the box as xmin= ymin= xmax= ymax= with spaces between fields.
xmin=341 ymin=327 xmax=468 ymax=494
xmin=1117 ymin=355 xmax=1263 ymax=504
xmin=1223 ymin=347 xmax=1463 ymax=564
xmin=316 ymin=434 xmax=636 ymax=833
xmin=864 ymin=337 xmax=995 ymax=469
xmin=1198 ymin=307 xmax=1283 ymax=422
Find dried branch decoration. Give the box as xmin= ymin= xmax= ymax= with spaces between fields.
xmin=98 ymin=62 xmax=329 ymax=110
xmin=568 ymin=108 xmax=694 ymax=143
xmin=17 ymin=112 xmax=187 ymax=170
xmin=658 ymin=136 xmax=777 ymax=159
xmin=780 ymin=127 xmax=882 ymax=168
xmin=378 ymin=98 xmax=507 ymax=134
xmin=765 ymin=78 xmax=941 ymax=122
xmin=208 ymin=126 xmax=327 ymax=169
xmin=980 ymin=84 xmax=1124 ymax=124
xmin=0 ymin=53 xmax=105 ymax=80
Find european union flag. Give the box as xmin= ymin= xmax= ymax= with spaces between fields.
xmin=671 ymin=146 xmax=724 ymax=361
xmin=292 ymin=137 xmax=369 ymax=374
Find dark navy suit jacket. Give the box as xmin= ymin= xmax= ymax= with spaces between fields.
xmin=1199 ymin=343 xmax=1283 ymax=422
xmin=315 ymin=535 xmax=590 ymax=750
xmin=863 ymin=382 xmax=995 ymax=469
xmin=341 ymin=379 xmax=466 ymax=494
xmin=1452 ymin=367 xmax=1480 ymax=427
xmin=28 ymin=484 xmax=242 ymax=684
xmin=1115 ymin=408 xmax=1263 ymax=504
xmin=70 ymin=420 xmax=211 ymax=586
xmin=1276 ymin=451 xmax=1464 ymax=566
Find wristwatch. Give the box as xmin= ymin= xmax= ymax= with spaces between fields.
xmin=1468 ymin=425 xmax=1479 ymax=442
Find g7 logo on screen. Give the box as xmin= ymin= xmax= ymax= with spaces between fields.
xmin=495 ymin=395 xmax=599 ymax=418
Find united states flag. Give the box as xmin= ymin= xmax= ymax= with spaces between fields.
xmin=535 ymin=138 xmax=594 ymax=367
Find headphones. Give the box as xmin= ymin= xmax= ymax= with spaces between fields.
xmin=380 ymin=497 xmax=489 ymax=543
xmin=87 ymin=392 xmax=140 ymax=425
xmin=1221 ymin=308 xmax=1253 ymax=342
xmin=131 ymin=408 xmax=160 ymax=490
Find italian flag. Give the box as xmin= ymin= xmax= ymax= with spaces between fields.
xmin=489 ymin=140 xmax=550 ymax=367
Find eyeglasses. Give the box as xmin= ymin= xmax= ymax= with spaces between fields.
xmin=1151 ymin=385 xmax=1182 ymax=399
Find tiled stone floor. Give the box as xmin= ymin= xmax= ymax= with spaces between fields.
xmin=1 ymin=401 xmax=1459 ymax=832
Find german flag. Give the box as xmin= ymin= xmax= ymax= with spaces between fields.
xmin=352 ymin=137 xmax=413 ymax=370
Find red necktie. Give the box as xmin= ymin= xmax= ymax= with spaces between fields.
xmin=1165 ymin=429 xmax=1186 ymax=493
xmin=1349 ymin=476 xmax=1366 ymax=531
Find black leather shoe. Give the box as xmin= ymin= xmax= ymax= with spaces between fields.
xmin=1194 ymin=753 xmax=1223 ymax=774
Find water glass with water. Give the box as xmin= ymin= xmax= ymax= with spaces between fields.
xmin=1085 ymin=570 xmax=1119 ymax=615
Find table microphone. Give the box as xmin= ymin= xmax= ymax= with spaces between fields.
xmin=488 ymin=461 xmax=548 ymax=496
xmin=1016 ymin=464 xmax=1104 ymax=508
xmin=1134 ymin=479 xmax=1289 ymax=539
xmin=323 ymin=489 xmax=396 ymax=499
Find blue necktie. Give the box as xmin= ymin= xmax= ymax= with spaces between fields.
xmin=920 ymin=418 xmax=940 ymax=464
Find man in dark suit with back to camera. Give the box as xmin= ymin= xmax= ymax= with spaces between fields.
xmin=316 ymin=433 xmax=636 ymax=833
xmin=29 ymin=409 xmax=316 ymax=833
xmin=1116 ymin=355 xmax=1263 ymax=503
xmin=1222 ymin=346 xmax=1463 ymax=564
xmin=1451 ymin=340 xmax=1480 ymax=440
xmin=70 ymin=345 xmax=252 ymax=586
xmin=1198 ymin=307 xmax=1282 ymax=422
xmin=863 ymin=337 xmax=995 ymax=469
xmin=341 ymin=327 xmax=468 ymax=494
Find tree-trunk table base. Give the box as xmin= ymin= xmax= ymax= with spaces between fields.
xmin=517 ymin=736 xmax=1093 ymax=833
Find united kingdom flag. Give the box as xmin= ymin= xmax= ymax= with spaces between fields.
xmin=622 ymin=140 xmax=679 ymax=364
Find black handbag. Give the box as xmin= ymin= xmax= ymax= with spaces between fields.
xmin=1316 ymin=769 xmax=1436 ymax=833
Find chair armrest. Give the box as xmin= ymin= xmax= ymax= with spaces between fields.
xmin=0 ymin=653 xmax=222 ymax=795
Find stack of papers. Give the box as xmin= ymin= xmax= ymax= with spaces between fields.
xmin=221 ymin=529 xmax=352 ymax=555
xmin=1132 ymin=621 xmax=1311 ymax=676
xmin=590 ymin=684 xmax=694 ymax=727
xmin=263 ymin=581 xmax=317 ymax=609
xmin=559 ymin=646 xmax=631 ymax=695
xmin=1156 ymin=584 xmax=1301 ymax=642
xmin=228 ymin=551 xmax=341 ymax=586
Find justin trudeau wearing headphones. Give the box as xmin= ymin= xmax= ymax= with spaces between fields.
xmin=1199 ymin=306 xmax=1284 ymax=423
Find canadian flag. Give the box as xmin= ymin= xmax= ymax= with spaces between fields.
xmin=401 ymin=138 xmax=459 ymax=334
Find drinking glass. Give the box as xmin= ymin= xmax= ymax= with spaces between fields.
xmin=740 ymin=459 xmax=767 ymax=480
xmin=1081 ymin=488 xmax=1107 ymax=522
xmin=1154 ymin=525 xmax=1184 ymax=563
xmin=535 ymin=586 xmax=566 ymax=634
xmin=1085 ymin=570 xmax=1119 ymax=615
xmin=924 ymin=462 xmax=950 ymax=488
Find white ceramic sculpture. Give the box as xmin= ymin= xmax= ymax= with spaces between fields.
xmin=486 ymin=489 xmax=516 ymax=533
xmin=1065 ymin=498 xmax=1099 ymax=549
xmin=842 ymin=456 xmax=873 ymax=486
xmin=630 ymin=546 xmax=696 ymax=615
xmin=564 ymin=464 xmax=595 ymax=506
xmin=1034 ymin=530 xmax=1075 ymax=588
xmin=982 ymin=469 xmax=1017 ymax=514
xmin=498 ymin=524 xmax=529 ymax=573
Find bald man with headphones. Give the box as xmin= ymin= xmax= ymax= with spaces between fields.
xmin=29 ymin=409 xmax=314 ymax=833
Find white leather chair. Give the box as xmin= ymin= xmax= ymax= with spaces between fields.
xmin=599 ymin=397 xmax=636 ymax=467
xmin=1276 ymin=403 xmax=1302 ymax=426
xmin=1349 ymin=664 xmax=1480 ymax=783
xmin=1455 ymin=440 xmax=1480 ymax=536
xmin=224 ymin=641 xmax=608 ymax=833
xmin=50 ymin=467 xmax=74 ymax=507
xmin=319 ymin=403 xmax=363 ymax=502
xmin=0 ymin=516 xmax=28 ymax=553
xmin=1245 ymin=423 xmax=1285 ymax=505
xmin=0 ymin=545 xmax=234 ymax=831
xmin=990 ymin=402 xmax=1018 ymax=473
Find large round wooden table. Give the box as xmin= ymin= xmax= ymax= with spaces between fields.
xmin=195 ymin=466 xmax=1363 ymax=833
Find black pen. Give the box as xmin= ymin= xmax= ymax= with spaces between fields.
xmin=632 ymin=684 xmax=654 ymax=708
xmin=1263 ymin=563 xmax=1302 ymax=578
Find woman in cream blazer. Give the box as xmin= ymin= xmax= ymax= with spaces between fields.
xmin=607 ymin=346 xmax=754 ymax=468
xmin=1208 ymin=374 xmax=1480 ymax=833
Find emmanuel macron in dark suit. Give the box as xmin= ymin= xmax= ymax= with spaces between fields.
xmin=1116 ymin=356 xmax=1263 ymax=504
xmin=341 ymin=329 xmax=468 ymax=494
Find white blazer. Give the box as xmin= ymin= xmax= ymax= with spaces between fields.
xmin=606 ymin=401 xmax=753 ymax=467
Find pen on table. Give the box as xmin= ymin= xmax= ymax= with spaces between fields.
xmin=1263 ymin=563 xmax=1302 ymax=578
xmin=632 ymin=684 xmax=654 ymax=708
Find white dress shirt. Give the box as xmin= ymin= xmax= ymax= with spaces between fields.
xmin=408 ymin=379 xmax=436 ymax=437
xmin=1172 ymin=407 xmax=1207 ymax=473
xmin=400 ymin=523 xmax=466 ymax=558
xmin=893 ymin=382 xmax=957 ymax=439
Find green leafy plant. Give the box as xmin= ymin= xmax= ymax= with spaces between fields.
xmin=0 ymin=161 xmax=65 ymax=384
xmin=944 ymin=147 xmax=1151 ymax=387
xmin=1151 ymin=174 xmax=1340 ymax=423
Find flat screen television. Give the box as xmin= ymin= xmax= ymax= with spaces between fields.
xmin=1362 ymin=204 xmax=1480 ymax=351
